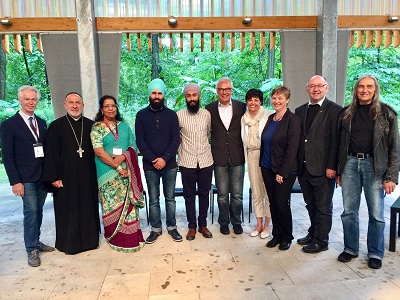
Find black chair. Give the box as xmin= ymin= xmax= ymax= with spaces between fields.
xmin=389 ymin=196 xmax=400 ymax=252
xmin=209 ymin=184 xmax=244 ymax=224
xmin=142 ymin=190 xmax=149 ymax=225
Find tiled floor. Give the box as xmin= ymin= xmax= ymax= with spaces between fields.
xmin=0 ymin=173 xmax=399 ymax=300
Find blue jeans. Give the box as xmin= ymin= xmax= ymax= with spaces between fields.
xmin=22 ymin=182 xmax=47 ymax=252
xmin=214 ymin=163 xmax=244 ymax=226
xmin=144 ymin=167 xmax=178 ymax=232
xmin=340 ymin=156 xmax=385 ymax=259
xmin=180 ymin=165 xmax=213 ymax=229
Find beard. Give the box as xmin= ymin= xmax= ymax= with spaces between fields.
xmin=186 ymin=100 xmax=200 ymax=114
xmin=149 ymin=96 xmax=165 ymax=110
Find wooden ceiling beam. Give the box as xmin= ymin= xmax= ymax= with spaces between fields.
xmin=1 ymin=16 xmax=399 ymax=34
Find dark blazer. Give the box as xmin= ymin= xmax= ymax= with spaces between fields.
xmin=260 ymin=109 xmax=301 ymax=178
xmin=295 ymin=99 xmax=342 ymax=177
xmin=206 ymin=99 xmax=246 ymax=166
xmin=0 ymin=112 xmax=47 ymax=185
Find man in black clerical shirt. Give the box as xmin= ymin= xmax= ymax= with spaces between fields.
xmin=295 ymin=75 xmax=342 ymax=253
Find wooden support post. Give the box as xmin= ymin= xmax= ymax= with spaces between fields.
xmin=349 ymin=31 xmax=354 ymax=48
xmin=384 ymin=30 xmax=392 ymax=48
xmin=375 ymin=30 xmax=383 ymax=48
xmin=159 ymin=33 xmax=162 ymax=52
xmin=137 ymin=33 xmax=142 ymax=52
xmin=2 ymin=35 xmax=10 ymax=54
xmin=36 ymin=34 xmax=43 ymax=53
xmin=250 ymin=32 xmax=255 ymax=50
xmin=147 ymin=33 xmax=152 ymax=52
xmin=355 ymin=30 xmax=364 ymax=48
xmin=13 ymin=34 xmax=22 ymax=54
xmin=260 ymin=32 xmax=265 ymax=51
xmin=269 ymin=32 xmax=276 ymax=50
xmin=126 ymin=33 xmax=131 ymax=52
xmin=24 ymin=34 xmax=33 ymax=54
xmin=394 ymin=30 xmax=400 ymax=48
xmin=169 ymin=33 xmax=173 ymax=52
xmin=240 ymin=32 xmax=245 ymax=50
xmin=365 ymin=30 xmax=373 ymax=48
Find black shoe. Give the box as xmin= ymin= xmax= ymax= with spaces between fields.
xmin=279 ymin=241 xmax=291 ymax=251
xmin=168 ymin=229 xmax=183 ymax=242
xmin=38 ymin=241 xmax=55 ymax=252
xmin=266 ymin=237 xmax=281 ymax=248
xmin=368 ymin=258 xmax=382 ymax=269
xmin=220 ymin=225 xmax=230 ymax=235
xmin=297 ymin=233 xmax=313 ymax=245
xmin=233 ymin=224 xmax=243 ymax=235
xmin=302 ymin=243 xmax=329 ymax=254
xmin=27 ymin=250 xmax=40 ymax=267
xmin=146 ymin=231 xmax=162 ymax=244
xmin=337 ymin=252 xmax=358 ymax=262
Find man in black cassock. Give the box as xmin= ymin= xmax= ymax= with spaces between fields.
xmin=42 ymin=92 xmax=100 ymax=254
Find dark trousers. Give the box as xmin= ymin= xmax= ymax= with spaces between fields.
xmin=261 ymin=168 xmax=295 ymax=242
xmin=298 ymin=165 xmax=335 ymax=247
xmin=180 ymin=165 xmax=213 ymax=229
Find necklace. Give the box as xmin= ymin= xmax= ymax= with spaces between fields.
xmin=273 ymin=113 xmax=285 ymax=121
xmin=103 ymin=118 xmax=118 ymax=143
xmin=66 ymin=115 xmax=84 ymax=158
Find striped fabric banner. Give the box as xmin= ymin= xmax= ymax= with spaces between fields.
xmin=1 ymin=0 xmax=399 ymax=18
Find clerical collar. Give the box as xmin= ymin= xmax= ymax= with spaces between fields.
xmin=308 ymin=97 xmax=325 ymax=107
xmin=67 ymin=114 xmax=82 ymax=121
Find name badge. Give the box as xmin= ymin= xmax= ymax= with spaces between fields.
xmin=33 ymin=143 xmax=44 ymax=158
xmin=113 ymin=147 xmax=123 ymax=155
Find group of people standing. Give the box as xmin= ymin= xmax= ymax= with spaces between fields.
xmin=1 ymin=73 xmax=398 ymax=271
xmin=240 ymin=74 xmax=398 ymax=271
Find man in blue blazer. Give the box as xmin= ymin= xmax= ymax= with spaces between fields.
xmin=206 ymin=77 xmax=246 ymax=235
xmin=295 ymin=76 xmax=342 ymax=253
xmin=1 ymin=86 xmax=54 ymax=267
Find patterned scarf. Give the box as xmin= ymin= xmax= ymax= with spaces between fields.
xmin=243 ymin=106 xmax=264 ymax=150
xmin=123 ymin=147 xmax=143 ymax=203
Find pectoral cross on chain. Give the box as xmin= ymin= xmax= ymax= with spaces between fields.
xmin=77 ymin=147 xmax=84 ymax=158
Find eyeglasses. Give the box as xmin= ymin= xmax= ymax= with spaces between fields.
xmin=217 ymin=88 xmax=232 ymax=93
xmin=103 ymin=105 xmax=117 ymax=109
xmin=307 ymin=84 xmax=327 ymax=89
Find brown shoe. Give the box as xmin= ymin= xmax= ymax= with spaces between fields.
xmin=186 ymin=228 xmax=196 ymax=241
xmin=198 ymin=227 xmax=213 ymax=238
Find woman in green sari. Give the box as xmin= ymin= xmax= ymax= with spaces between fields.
xmin=90 ymin=95 xmax=145 ymax=252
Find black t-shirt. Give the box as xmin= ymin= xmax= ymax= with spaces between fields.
xmin=349 ymin=103 xmax=374 ymax=155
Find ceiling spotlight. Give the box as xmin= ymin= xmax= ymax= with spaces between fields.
xmin=168 ymin=16 xmax=177 ymax=27
xmin=0 ymin=18 xmax=12 ymax=26
xmin=242 ymin=17 xmax=252 ymax=25
xmin=388 ymin=15 xmax=399 ymax=23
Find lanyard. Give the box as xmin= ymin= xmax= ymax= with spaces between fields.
xmin=103 ymin=118 xmax=118 ymax=142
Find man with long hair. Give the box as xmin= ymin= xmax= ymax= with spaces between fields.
xmin=336 ymin=75 xmax=399 ymax=269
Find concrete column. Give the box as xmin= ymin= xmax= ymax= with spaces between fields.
xmin=281 ymin=31 xmax=316 ymax=110
xmin=75 ymin=0 xmax=100 ymax=119
xmin=316 ymin=0 xmax=338 ymax=102
xmin=336 ymin=30 xmax=350 ymax=106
